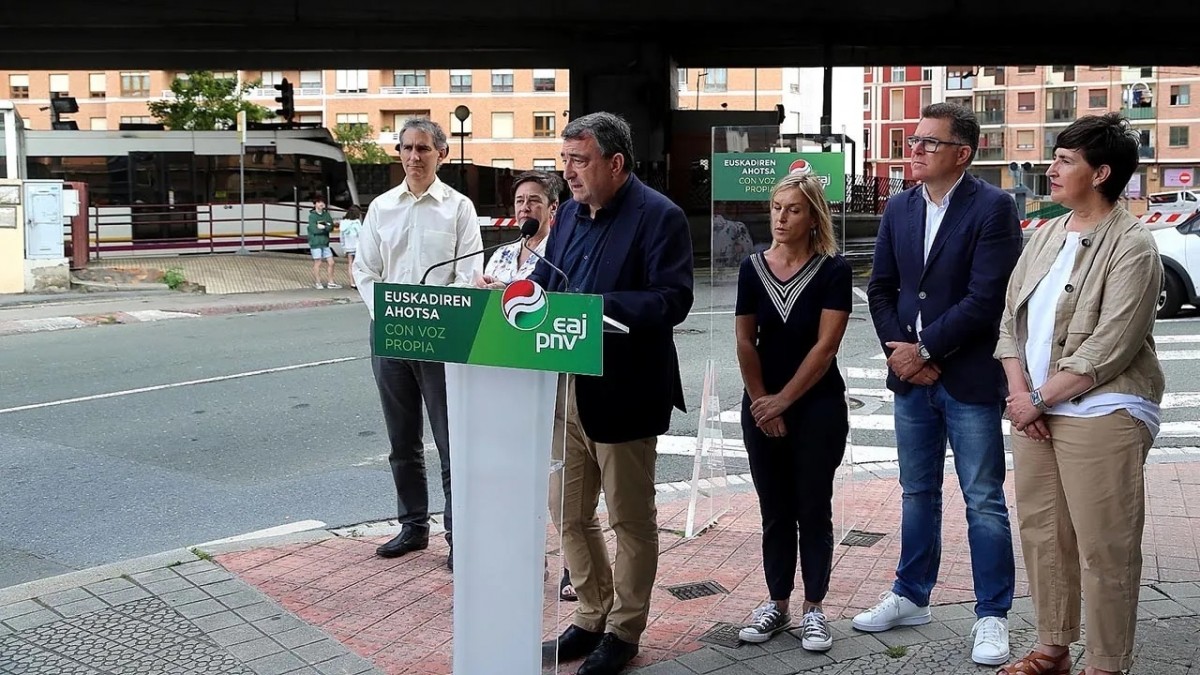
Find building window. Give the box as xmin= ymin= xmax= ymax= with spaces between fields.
xmin=920 ymin=87 xmax=932 ymax=109
xmin=448 ymin=111 xmax=472 ymax=135
xmin=889 ymin=89 xmax=904 ymax=121
xmin=890 ymin=166 xmax=905 ymax=180
xmin=120 ymin=116 xmax=154 ymax=125
xmin=1170 ymin=126 xmax=1189 ymax=147
xmin=1046 ymin=88 xmax=1076 ymax=123
xmin=1017 ymin=92 xmax=1036 ymax=111
xmin=890 ymin=129 xmax=904 ymax=159
xmin=260 ymin=71 xmax=283 ymax=88
xmin=533 ymin=159 xmax=557 ymax=171
xmin=492 ymin=159 xmax=515 ymax=169
xmin=299 ymin=70 xmax=322 ymax=90
xmin=49 ymin=73 xmax=70 ymax=97
xmin=978 ymin=130 xmax=1004 ymax=160
xmin=863 ymin=90 xmax=871 ymax=109
xmin=921 ymin=67 xmax=933 ymax=81
xmin=8 ymin=74 xmax=29 ymax=99
xmin=393 ymin=70 xmax=428 ymax=88
xmin=1171 ymin=85 xmax=1191 ymax=106
xmin=450 ymin=69 xmax=472 ymax=93
xmin=212 ymin=72 xmax=236 ymax=83
xmin=1140 ymin=66 xmax=1154 ymax=78
xmin=492 ymin=112 xmax=514 ymax=138
xmin=335 ymin=70 xmax=368 ymax=93
xmin=983 ymin=66 xmax=1006 ymax=85
xmin=677 ymin=69 xmax=689 ymax=89
xmin=336 ymin=113 xmax=369 ymax=128
xmin=1017 ymin=66 xmax=1037 ymax=74
xmin=491 ymin=69 xmax=514 ymax=93
xmin=297 ymin=113 xmax=322 ymax=124
xmin=1016 ymin=130 xmax=1035 ymax=150
xmin=1088 ymin=89 xmax=1108 ymax=108
xmin=863 ymin=128 xmax=871 ymax=155
xmin=119 ymin=72 xmax=149 ymax=98
xmin=1051 ymin=65 xmax=1076 ymax=82
xmin=946 ymin=69 xmax=975 ymax=90
xmin=533 ymin=112 xmax=556 ymax=138
xmin=89 ymin=73 xmax=106 ymax=98
xmin=533 ymin=69 xmax=556 ymax=92
xmin=704 ymin=68 xmax=728 ymax=92
xmin=891 ymin=67 xmax=906 ymax=83
xmin=89 ymin=117 xmax=108 ymax=131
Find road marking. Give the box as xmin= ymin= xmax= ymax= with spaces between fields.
xmin=846 ymin=367 xmax=889 ymax=380
xmin=1158 ymin=350 xmax=1200 ymax=361
xmin=852 ymin=288 xmax=870 ymax=302
xmin=0 ymin=356 xmax=367 ymax=415
xmin=687 ymin=310 xmax=736 ymax=316
xmin=1155 ymin=334 xmax=1200 ymax=344
xmin=849 ymin=387 xmax=894 ymax=402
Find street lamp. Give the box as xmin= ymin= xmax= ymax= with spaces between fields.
xmin=454 ymin=104 xmax=471 ymax=189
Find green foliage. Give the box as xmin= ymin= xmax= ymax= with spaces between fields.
xmin=148 ymin=71 xmax=272 ymax=131
xmin=162 ymin=268 xmax=186 ymax=290
xmin=334 ymin=123 xmax=394 ymax=164
xmin=884 ymin=646 xmax=908 ymax=659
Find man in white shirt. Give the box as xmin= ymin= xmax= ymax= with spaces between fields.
xmin=353 ymin=118 xmax=483 ymax=569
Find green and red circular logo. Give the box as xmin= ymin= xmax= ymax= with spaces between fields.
xmin=788 ymin=158 xmax=812 ymax=175
xmin=501 ymin=279 xmax=549 ymax=331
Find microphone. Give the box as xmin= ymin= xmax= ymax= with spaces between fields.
xmin=520 ymin=218 xmax=572 ymax=291
xmin=419 ymin=230 xmax=523 ymax=285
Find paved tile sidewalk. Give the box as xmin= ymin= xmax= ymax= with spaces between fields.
xmin=2 ymin=461 xmax=1196 ymax=674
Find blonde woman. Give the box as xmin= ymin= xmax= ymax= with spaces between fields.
xmin=735 ymin=172 xmax=851 ymax=651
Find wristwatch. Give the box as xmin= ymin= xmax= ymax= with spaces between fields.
xmin=916 ymin=342 xmax=932 ymax=361
xmin=1030 ymin=389 xmax=1049 ymax=413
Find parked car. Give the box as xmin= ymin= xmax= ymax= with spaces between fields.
xmin=1153 ymin=211 xmax=1200 ymax=318
xmin=1148 ymin=190 xmax=1200 ymax=213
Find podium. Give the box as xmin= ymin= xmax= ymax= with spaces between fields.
xmin=373 ymin=280 xmax=614 ymax=674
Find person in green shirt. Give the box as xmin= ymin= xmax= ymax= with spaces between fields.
xmin=307 ymin=198 xmax=340 ymax=288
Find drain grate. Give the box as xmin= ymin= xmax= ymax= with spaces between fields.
xmin=697 ymin=621 xmax=743 ymax=648
xmin=840 ymin=529 xmax=887 ymax=547
xmin=665 ymin=580 xmax=729 ymax=601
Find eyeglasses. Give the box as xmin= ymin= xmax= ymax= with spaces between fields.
xmin=906 ymin=136 xmax=968 ymax=153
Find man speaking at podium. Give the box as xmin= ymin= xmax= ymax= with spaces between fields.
xmin=536 ymin=112 xmax=694 ymax=675
xmin=353 ymin=118 xmax=483 ymax=570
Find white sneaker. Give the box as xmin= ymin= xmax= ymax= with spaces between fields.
xmin=851 ymin=591 xmax=931 ymax=632
xmin=314 ymin=282 xmax=324 ymax=289
xmin=970 ymin=616 xmax=1009 ymax=666
xmin=326 ymin=282 xmax=342 ymax=289
xmin=738 ymin=602 xmax=790 ymax=643
xmin=799 ymin=608 xmax=833 ymax=652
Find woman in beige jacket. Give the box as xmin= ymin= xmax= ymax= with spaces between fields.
xmin=996 ymin=114 xmax=1164 ymax=675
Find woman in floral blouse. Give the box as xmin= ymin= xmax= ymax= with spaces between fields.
xmin=479 ymin=170 xmax=560 ymax=286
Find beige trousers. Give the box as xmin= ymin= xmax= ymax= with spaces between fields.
xmin=548 ymin=376 xmax=659 ymax=644
xmin=1011 ymin=410 xmax=1153 ymax=672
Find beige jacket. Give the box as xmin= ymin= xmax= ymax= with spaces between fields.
xmin=995 ymin=206 xmax=1164 ymax=404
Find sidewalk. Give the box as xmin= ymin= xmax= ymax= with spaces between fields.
xmin=2 ymin=462 xmax=1197 ymax=674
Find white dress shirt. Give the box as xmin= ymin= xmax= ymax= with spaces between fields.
xmin=916 ymin=171 xmax=966 ymax=334
xmin=353 ymin=177 xmax=483 ymax=319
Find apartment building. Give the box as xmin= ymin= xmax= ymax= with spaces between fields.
xmin=1 ymin=67 xmax=793 ymax=172
xmin=865 ymin=65 xmax=1200 ymax=197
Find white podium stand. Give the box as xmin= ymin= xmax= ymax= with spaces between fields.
xmin=444 ymin=364 xmax=558 ymax=675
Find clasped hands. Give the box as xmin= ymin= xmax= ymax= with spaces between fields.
xmin=884 ymin=341 xmax=940 ymax=386
xmin=1004 ymin=389 xmax=1052 ymax=442
xmin=472 ymin=274 xmax=506 ymax=290
xmin=749 ymin=393 xmax=792 ymax=438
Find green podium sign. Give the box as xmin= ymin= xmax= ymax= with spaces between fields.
xmin=373 ymin=280 xmax=604 ymax=375
xmin=712 ymin=152 xmax=846 ymax=202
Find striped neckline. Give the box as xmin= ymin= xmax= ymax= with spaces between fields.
xmin=750 ymin=252 xmax=826 ymax=323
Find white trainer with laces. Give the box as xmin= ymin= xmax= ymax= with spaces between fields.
xmin=799 ymin=608 xmax=833 ymax=652
xmin=326 ymin=282 xmax=342 ymax=289
xmin=970 ymin=616 xmax=1009 ymax=666
xmin=851 ymin=591 xmax=931 ymax=632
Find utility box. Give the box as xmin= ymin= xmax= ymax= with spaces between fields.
xmin=23 ymin=179 xmax=65 ymax=260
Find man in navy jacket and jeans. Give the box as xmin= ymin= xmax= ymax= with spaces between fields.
xmin=860 ymin=103 xmax=1022 ymax=667
xmin=535 ymin=112 xmax=693 ymax=675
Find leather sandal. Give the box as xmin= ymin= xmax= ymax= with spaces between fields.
xmin=997 ymin=649 xmax=1071 ymax=674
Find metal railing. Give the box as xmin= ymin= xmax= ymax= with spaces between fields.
xmin=379 ymin=86 xmax=432 ymax=95
xmin=977 ymin=110 xmax=1005 ymax=125
xmin=843 ymin=175 xmax=919 ymax=214
xmin=1122 ymin=106 xmax=1156 ymax=120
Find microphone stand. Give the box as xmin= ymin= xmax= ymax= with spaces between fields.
xmin=419 ymin=234 xmax=523 ymax=285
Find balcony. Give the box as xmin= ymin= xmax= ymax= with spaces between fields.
xmin=1121 ymin=106 xmax=1155 ymax=120
xmin=378 ymin=131 xmax=401 ymax=143
xmin=245 ymin=87 xmax=323 ymax=98
xmin=977 ymin=110 xmax=1005 ymax=125
xmin=976 ymin=147 xmax=1005 ymax=161
xmin=1046 ymin=108 xmax=1075 ymax=124
xmin=1140 ymin=145 xmax=1156 ymax=159
xmin=380 ymin=86 xmax=431 ymax=96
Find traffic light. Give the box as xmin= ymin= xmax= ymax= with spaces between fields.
xmin=274 ymin=78 xmax=295 ymax=122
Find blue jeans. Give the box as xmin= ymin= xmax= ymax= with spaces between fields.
xmin=892 ymin=383 xmax=1014 ymax=618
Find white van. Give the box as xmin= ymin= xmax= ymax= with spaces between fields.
xmin=1147 ymin=190 xmax=1200 ymax=213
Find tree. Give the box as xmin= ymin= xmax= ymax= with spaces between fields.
xmin=334 ymin=123 xmax=394 ymax=164
xmin=148 ymin=71 xmax=272 ymax=131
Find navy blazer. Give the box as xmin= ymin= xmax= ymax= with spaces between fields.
xmin=529 ymin=174 xmax=694 ymax=444
xmin=867 ymin=173 xmax=1022 ymax=404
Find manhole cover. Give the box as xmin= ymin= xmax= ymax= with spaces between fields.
xmin=848 ymin=396 xmax=865 ymax=410
xmin=665 ymin=580 xmax=728 ymax=601
xmin=840 ymin=529 xmax=887 ymax=548
xmin=697 ymin=621 xmax=742 ymax=648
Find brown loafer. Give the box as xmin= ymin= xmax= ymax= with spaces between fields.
xmin=997 ymin=649 xmax=1071 ymax=674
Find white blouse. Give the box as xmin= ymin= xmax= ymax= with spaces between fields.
xmin=483 ymin=237 xmax=548 ymax=284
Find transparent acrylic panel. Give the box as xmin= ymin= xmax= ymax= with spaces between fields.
xmin=542 ymin=373 xmax=573 ymax=674
xmin=708 ymin=125 xmax=859 ymax=545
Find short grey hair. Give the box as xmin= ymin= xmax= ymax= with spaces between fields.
xmin=400 ymin=117 xmax=449 ymax=153
xmin=562 ymin=112 xmax=635 ymax=174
